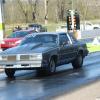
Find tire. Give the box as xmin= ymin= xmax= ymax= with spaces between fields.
xmin=46 ymin=58 xmax=56 ymax=75
xmin=5 ymin=69 xmax=15 ymax=77
xmin=93 ymin=27 xmax=99 ymax=29
xmin=72 ymin=52 xmax=83 ymax=69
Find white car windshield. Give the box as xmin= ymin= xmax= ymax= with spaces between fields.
xmin=61 ymin=26 xmax=67 ymax=28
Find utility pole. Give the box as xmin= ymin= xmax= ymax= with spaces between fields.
xmin=44 ymin=0 xmax=48 ymax=24
xmin=72 ymin=0 xmax=74 ymax=10
xmin=0 ymin=0 xmax=5 ymax=40
xmin=72 ymin=0 xmax=74 ymax=34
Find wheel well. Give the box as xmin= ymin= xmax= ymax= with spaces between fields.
xmin=50 ymin=55 xmax=58 ymax=64
xmin=79 ymin=50 xmax=83 ymax=56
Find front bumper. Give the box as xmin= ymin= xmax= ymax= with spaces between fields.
xmin=0 ymin=60 xmax=49 ymax=69
xmin=1 ymin=44 xmax=17 ymax=50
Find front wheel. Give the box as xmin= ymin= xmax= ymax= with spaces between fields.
xmin=46 ymin=58 xmax=56 ymax=75
xmin=5 ymin=69 xmax=15 ymax=77
xmin=72 ymin=52 xmax=83 ymax=69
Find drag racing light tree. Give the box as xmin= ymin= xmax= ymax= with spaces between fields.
xmin=67 ymin=16 xmax=72 ymax=30
xmin=0 ymin=0 xmax=5 ymax=40
xmin=74 ymin=16 xmax=76 ymax=29
xmin=74 ymin=15 xmax=80 ymax=30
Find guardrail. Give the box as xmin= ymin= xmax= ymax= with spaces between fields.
xmin=77 ymin=29 xmax=100 ymax=39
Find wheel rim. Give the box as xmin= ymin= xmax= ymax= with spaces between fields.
xmin=50 ymin=60 xmax=55 ymax=73
xmin=78 ymin=53 xmax=82 ymax=65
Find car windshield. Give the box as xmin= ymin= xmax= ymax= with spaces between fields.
xmin=29 ymin=25 xmax=39 ymax=27
xmin=19 ymin=34 xmax=58 ymax=46
xmin=8 ymin=31 xmax=29 ymax=38
xmin=61 ymin=26 xmax=67 ymax=28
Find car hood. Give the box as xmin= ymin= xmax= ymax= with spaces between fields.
xmin=3 ymin=37 xmax=23 ymax=42
xmin=0 ymin=43 xmax=56 ymax=55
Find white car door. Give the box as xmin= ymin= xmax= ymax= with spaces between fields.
xmin=85 ymin=22 xmax=93 ymax=30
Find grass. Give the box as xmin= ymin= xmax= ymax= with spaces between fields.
xmin=5 ymin=30 xmax=13 ymax=37
xmin=87 ymin=42 xmax=100 ymax=52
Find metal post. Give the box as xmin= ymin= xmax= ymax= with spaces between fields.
xmin=0 ymin=0 xmax=5 ymax=39
xmin=72 ymin=0 xmax=74 ymax=34
xmin=72 ymin=0 xmax=74 ymax=10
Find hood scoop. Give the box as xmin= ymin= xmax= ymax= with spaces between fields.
xmin=22 ymin=43 xmax=43 ymax=52
xmin=4 ymin=43 xmax=43 ymax=54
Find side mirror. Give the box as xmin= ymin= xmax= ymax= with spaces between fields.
xmin=60 ymin=42 xmax=67 ymax=46
xmin=62 ymin=42 xmax=67 ymax=45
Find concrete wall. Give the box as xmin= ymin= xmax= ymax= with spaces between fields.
xmin=78 ymin=29 xmax=100 ymax=39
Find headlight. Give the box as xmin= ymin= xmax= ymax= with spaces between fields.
xmin=15 ymin=40 xmax=22 ymax=44
xmin=30 ymin=54 xmax=42 ymax=60
xmin=1 ymin=41 xmax=5 ymax=44
xmin=0 ymin=56 xmax=7 ymax=61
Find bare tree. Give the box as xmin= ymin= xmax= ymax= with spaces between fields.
xmin=44 ymin=0 xmax=50 ymax=24
xmin=84 ymin=0 xmax=89 ymax=20
xmin=57 ymin=0 xmax=65 ymax=21
xmin=17 ymin=0 xmax=28 ymax=23
xmin=28 ymin=0 xmax=39 ymax=23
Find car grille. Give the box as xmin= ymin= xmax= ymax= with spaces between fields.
xmin=10 ymin=42 xmax=14 ymax=45
xmin=7 ymin=55 xmax=16 ymax=61
xmin=6 ymin=42 xmax=14 ymax=45
xmin=6 ymin=42 xmax=9 ymax=45
xmin=20 ymin=55 xmax=29 ymax=61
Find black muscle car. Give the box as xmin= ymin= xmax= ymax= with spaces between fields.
xmin=0 ymin=32 xmax=88 ymax=77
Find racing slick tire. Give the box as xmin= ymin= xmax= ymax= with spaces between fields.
xmin=5 ymin=69 xmax=15 ymax=77
xmin=72 ymin=52 xmax=83 ymax=69
xmin=46 ymin=58 xmax=56 ymax=76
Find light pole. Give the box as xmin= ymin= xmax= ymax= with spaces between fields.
xmin=72 ymin=0 xmax=74 ymax=10
xmin=71 ymin=0 xmax=74 ymax=34
xmin=0 ymin=0 xmax=5 ymax=40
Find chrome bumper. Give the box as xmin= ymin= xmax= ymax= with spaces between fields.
xmin=0 ymin=60 xmax=48 ymax=69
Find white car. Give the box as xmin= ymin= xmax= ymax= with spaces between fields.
xmin=56 ymin=25 xmax=67 ymax=32
xmin=80 ymin=21 xmax=100 ymax=31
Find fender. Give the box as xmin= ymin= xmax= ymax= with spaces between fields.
xmin=77 ymin=47 xmax=83 ymax=55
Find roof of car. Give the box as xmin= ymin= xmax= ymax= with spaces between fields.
xmin=27 ymin=32 xmax=67 ymax=35
xmin=29 ymin=24 xmax=41 ymax=25
xmin=15 ymin=30 xmax=36 ymax=32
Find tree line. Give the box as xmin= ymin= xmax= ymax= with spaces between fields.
xmin=4 ymin=0 xmax=100 ymax=25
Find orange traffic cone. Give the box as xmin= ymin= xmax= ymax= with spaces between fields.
xmin=75 ymin=31 xmax=78 ymax=39
xmin=5 ymin=35 xmax=7 ymax=39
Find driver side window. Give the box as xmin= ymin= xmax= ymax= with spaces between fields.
xmin=59 ymin=34 xmax=70 ymax=45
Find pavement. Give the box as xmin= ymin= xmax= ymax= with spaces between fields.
xmin=50 ymin=79 xmax=100 ymax=100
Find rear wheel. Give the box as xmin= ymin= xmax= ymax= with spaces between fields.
xmin=93 ymin=27 xmax=99 ymax=29
xmin=5 ymin=69 xmax=15 ymax=77
xmin=46 ymin=58 xmax=56 ymax=75
xmin=72 ymin=52 xmax=83 ymax=69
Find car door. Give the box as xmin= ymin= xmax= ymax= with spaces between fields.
xmin=85 ymin=22 xmax=93 ymax=30
xmin=58 ymin=34 xmax=74 ymax=64
xmin=68 ymin=33 xmax=79 ymax=57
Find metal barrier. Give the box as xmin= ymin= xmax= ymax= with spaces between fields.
xmin=77 ymin=29 xmax=100 ymax=39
